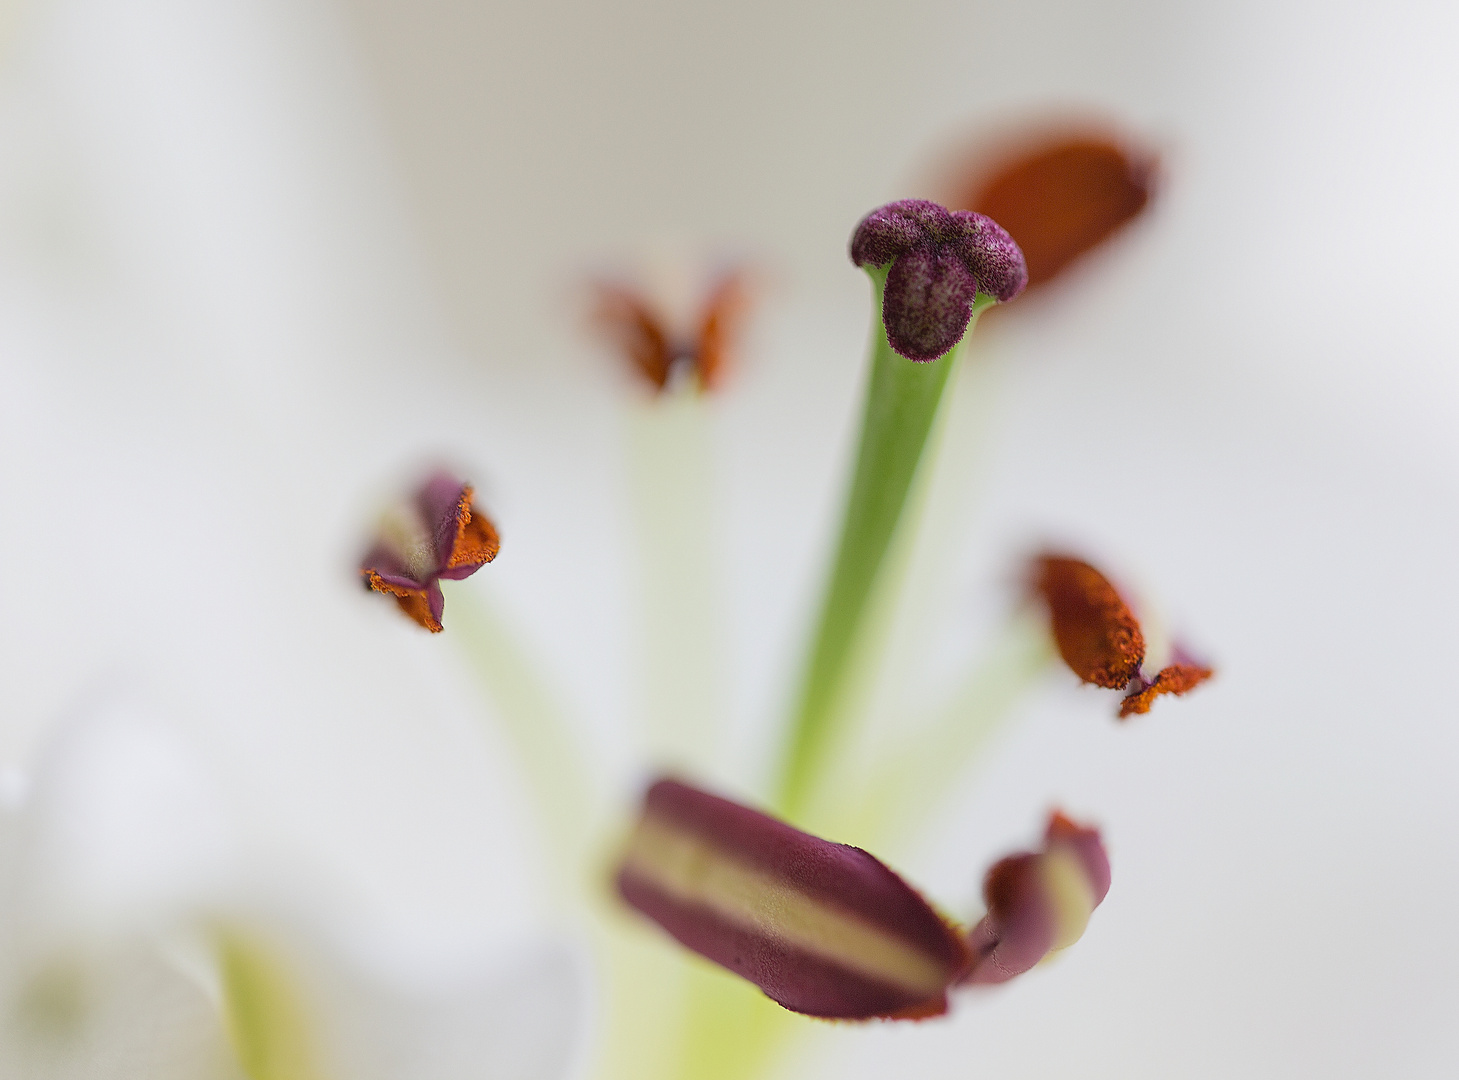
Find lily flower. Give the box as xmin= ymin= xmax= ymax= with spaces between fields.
xmin=354 ymin=199 xmax=1211 ymax=1078
xmin=360 ymin=470 xmax=501 ymax=633
xmin=1033 ymin=553 xmax=1214 ymax=717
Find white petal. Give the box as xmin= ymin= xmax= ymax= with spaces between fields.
xmin=314 ymin=942 xmax=584 ymax=1080
xmin=18 ymin=699 xmax=238 ymax=940
xmin=0 ymin=939 xmax=243 ymax=1080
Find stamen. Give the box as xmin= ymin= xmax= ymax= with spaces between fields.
xmin=361 ymin=471 xmax=500 ymax=632
xmin=617 ymin=779 xmax=970 ymax=1020
xmin=1033 ymin=554 xmax=1145 ymax=688
xmin=589 ymin=270 xmax=753 ymax=391
xmin=963 ymin=811 xmax=1109 ymax=985
xmin=1120 ymin=658 xmax=1214 ymax=717
xmin=950 ymin=129 xmax=1157 ymax=291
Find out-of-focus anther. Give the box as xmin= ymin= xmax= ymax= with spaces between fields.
xmin=360 ymin=470 xmax=500 ymax=632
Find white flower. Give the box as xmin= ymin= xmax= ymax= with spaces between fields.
xmin=3 ymin=0 xmax=1459 ymax=1076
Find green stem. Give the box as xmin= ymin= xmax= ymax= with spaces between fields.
xmin=217 ymin=929 xmax=326 ymax=1080
xmin=592 ymin=918 xmax=801 ymax=1080
xmin=674 ymin=964 xmax=799 ymax=1080
xmin=624 ymin=387 xmax=727 ymax=779
xmin=450 ymin=587 xmax=597 ymax=897
xmin=776 ymin=272 xmax=995 ymax=813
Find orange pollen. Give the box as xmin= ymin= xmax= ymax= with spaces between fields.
xmin=1118 ymin=662 xmax=1214 ymax=718
xmin=1034 ymin=555 xmax=1145 ymax=689
xmin=957 ymin=134 xmax=1155 ymax=291
xmin=446 ymin=486 xmax=501 ymax=570
xmin=363 ymin=569 xmax=442 ymax=633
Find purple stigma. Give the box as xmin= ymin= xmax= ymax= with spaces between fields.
xmin=850 ymin=199 xmax=1027 ymax=362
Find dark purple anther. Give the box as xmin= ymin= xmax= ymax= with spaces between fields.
xmin=616 ymin=778 xmax=971 ymax=1020
xmin=963 ymin=811 xmax=1110 ymax=986
xmin=850 ymin=199 xmax=1027 ymax=362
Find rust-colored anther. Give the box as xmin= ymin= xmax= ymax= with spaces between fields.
xmin=590 ymin=286 xmax=675 ymax=389
xmin=692 ymin=273 xmax=752 ymax=392
xmin=589 ymin=270 xmax=753 ymax=392
xmin=1033 ymin=555 xmax=1145 ymax=689
xmin=953 ymin=133 xmax=1156 ymax=292
xmin=616 ymin=778 xmax=970 ymax=1020
xmin=1119 ymin=659 xmax=1215 ymax=718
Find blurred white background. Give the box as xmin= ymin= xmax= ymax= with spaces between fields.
xmin=0 ymin=0 xmax=1456 ymax=1076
